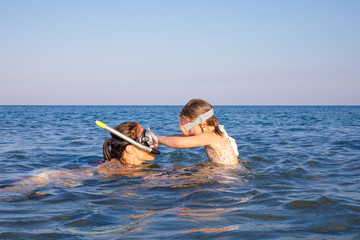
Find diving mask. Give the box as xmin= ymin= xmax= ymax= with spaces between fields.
xmin=179 ymin=108 xmax=214 ymax=136
xmin=137 ymin=128 xmax=155 ymax=147
xmin=110 ymin=129 xmax=157 ymax=152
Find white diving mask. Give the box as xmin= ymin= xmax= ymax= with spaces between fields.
xmin=179 ymin=108 xmax=214 ymax=136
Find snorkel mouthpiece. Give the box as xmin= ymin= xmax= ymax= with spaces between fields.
xmin=95 ymin=121 xmax=160 ymax=155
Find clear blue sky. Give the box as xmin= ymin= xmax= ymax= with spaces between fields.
xmin=1 ymin=0 xmax=359 ymax=105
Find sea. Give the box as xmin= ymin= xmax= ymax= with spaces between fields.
xmin=0 ymin=105 xmax=359 ymax=239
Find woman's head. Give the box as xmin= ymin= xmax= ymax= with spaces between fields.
xmin=180 ymin=99 xmax=223 ymax=136
xmin=102 ymin=122 xmax=155 ymax=165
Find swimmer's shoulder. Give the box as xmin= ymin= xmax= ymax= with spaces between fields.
xmin=206 ymin=132 xmax=228 ymax=151
xmin=95 ymin=159 xmax=126 ymax=176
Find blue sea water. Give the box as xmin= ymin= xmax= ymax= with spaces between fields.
xmin=0 ymin=105 xmax=359 ymax=239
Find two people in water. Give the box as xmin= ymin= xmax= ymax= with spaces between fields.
xmin=0 ymin=99 xmax=240 ymax=200
xmin=97 ymin=99 xmax=240 ymax=175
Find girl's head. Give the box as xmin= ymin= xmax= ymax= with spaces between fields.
xmin=180 ymin=99 xmax=223 ymax=136
xmin=102 ymin=122 xmax=154 ymax=165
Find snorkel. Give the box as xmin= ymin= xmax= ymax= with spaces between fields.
xmin=96 ymin=121 xmax=160 ymax=155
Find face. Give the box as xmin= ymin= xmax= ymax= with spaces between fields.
xmin=180 ymin=118 xmax=203 ymax=136
xmin=133 ymin=147 xmax=155 ymax=162
xmin=131 ymin=125 xmax=155 ymax=164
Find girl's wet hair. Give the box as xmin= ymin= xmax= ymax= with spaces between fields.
xmin=102 ymin=122 xmax=140 ymax=161
xmin=180 ymin=99 xmax=223 ymax=136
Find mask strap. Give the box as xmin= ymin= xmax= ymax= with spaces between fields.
xmin=183 ymin=108 xmax=214 ymax=131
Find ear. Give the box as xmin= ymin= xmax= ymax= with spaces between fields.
xmin=125 ymin=145 xmax=134 ymax=153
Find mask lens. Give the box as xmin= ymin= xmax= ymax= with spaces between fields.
xmin=179 ymin=123 xmax=189 ymax=136
xmin=137 ymin=129 xmax=147 ymax=146
xmin=137 ymin=129 xmax=154 ymax=147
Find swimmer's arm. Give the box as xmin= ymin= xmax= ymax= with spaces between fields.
xmin=150 ymin=130 xmax=183 ymax=148
xmin=158 ymin=133 xmax=214 ymax=148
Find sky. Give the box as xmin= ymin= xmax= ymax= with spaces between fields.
xmin=0 ymin=0 xmax=359 ymax=105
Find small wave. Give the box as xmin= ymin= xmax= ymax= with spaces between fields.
xmin=2 ymin=191 xmax=49 ymax=202
xmin=244 ymin=214 xmax=292 ymax=220
xmin=286 ymin=196 xmax=335 ymax=208
xmin=311 ymin=224 xmax=353 ymax=233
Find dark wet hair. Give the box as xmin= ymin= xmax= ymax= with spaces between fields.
xmin=180 ymin=98 xmax=223 ymax=136
xmin=102 ymin=122 xmax=141 ymax=161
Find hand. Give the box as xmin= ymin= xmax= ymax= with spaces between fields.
xmin=148 ymin=128 xmax=160 ymax=148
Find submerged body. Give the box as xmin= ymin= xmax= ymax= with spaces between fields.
xmin=0 ymin=122 xmax=157 ymax=201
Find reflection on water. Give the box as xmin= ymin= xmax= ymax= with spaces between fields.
xmin=64 ymin=218 xmax=153 ymax=237
xmin=0 ymin=162 xmax=249 ymax=201
xmin=181 ymin=225 xmax=240 ymax=234
xmin=176 ymin=206 xmax=245 ymax=222
xmin=0 ymin=163 xmax=253 ymax=238
xmin=0 ymin=168 xmax=96 ymax=202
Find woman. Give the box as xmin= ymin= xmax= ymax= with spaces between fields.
xmin=95 ymin=122 xmax=157 ymax=176
xmin=0 ymin=122 xmax=157 ymax=201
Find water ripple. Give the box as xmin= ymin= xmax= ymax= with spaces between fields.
xmin=0 ymin=106 xmax=360 ymax=239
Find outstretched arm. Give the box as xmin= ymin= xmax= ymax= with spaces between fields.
xmin=158 ymin=133 xmax=215 ymax=149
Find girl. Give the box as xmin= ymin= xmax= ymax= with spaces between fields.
xmin=154 ymin=99 xmax=239 ymax=166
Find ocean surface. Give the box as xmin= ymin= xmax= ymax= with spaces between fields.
xmin=0 ymin=105 xmax=359 ymax=239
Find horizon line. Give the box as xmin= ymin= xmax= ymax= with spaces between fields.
xmin=1 ymin=104 xmax=359 ymax=107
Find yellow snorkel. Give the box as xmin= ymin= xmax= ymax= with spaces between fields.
xmin=96 ymin=121 xmax=160 ymax=155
